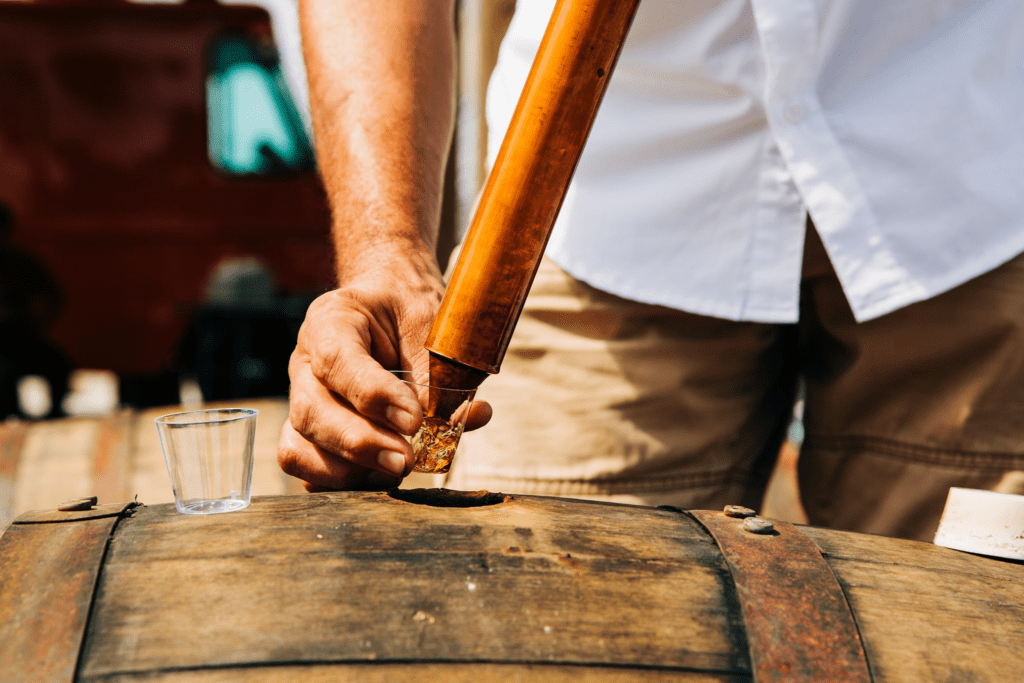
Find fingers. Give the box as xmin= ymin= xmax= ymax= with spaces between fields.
xmin=281 ymin=355 xmax=494 ymax=490
xmin=298 ymin=292 xmax=425 ymax=435
xmin=280 ymin=398 xmax=492 ymax=492
xmin=289 ymin=354 xmax=417 ymax=477
xmin=283 ymin=283 xmax=494 ymax=493
xmin=278 ymin=419 xmax=403 ymax=491
xmin=465 ymin=400 xmax=493 ymax=431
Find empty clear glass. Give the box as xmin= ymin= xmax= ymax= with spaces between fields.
xmin=155 ymin=408 xmax=257 ymax=514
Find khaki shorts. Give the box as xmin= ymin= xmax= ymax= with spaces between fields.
xmin=444 ymin=227 xmax=1024 ymax=541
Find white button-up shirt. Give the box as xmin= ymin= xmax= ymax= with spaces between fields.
xmin=487 ymin=0 xmax=1024 ymax=322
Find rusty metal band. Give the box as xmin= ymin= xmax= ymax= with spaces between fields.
xmin=0 ymin=501 xmax=139 ymax=683
xmin=689 ymin=510 xmax=872 ymax=683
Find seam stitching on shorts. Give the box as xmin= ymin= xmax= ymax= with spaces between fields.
xmin=803 ymin=433 xmax=1024 ymax=470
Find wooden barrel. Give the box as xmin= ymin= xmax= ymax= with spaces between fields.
xmin=0 ymin=399 xmax=303 ymax=529
xmin=1 ymin=490 xmax=1020 ymax=682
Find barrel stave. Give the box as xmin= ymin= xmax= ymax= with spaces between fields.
xmin=802 ymin=526 xmax=1024 ymax=682
xmin=0 ymin=513 xmax=122 ymax=683
xmin=77 ymin=492 xmax=752 ymax=680
xmin=89 ymin=662 xmax=749 ymax=682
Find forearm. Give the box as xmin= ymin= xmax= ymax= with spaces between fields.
xmin=299 ymin=0 xmax=456 ymax=281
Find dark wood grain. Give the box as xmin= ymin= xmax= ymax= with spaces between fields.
xmin=77 ymin=492 xmax=749 ymax=680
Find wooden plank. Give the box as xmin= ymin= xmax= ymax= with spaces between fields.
xmin=91 ymin=409 xmax=136 ymax=506
xmin=0 ymin=515 xmax=120 ymax=683
xmin=78 ymin=492 xmax=750 ymax=679
xmin=12 ymin=417 xmax=98 ymax=515
xmin=0 ymin=420 xmax=29 ymax=521
xmin=130 ymin=406 xmax=177 ymax=506
xmin=801 ymin=526 xmax=1024 ymax=682
xmin=92 ymin=662 xmax=748 ymax=682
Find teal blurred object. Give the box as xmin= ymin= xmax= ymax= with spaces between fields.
xmin=207 ymin=36 xmax=313 ymax=175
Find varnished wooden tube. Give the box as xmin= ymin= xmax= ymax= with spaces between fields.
xmin=426 ymin=0 xmax=641 ymax=380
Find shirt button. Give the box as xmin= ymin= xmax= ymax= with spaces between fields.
xmin=784 ymin=103 xmax=805 ymax=123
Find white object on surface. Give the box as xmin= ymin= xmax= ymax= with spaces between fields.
xmin=934 ymin=487 xmax=1024 ymax=561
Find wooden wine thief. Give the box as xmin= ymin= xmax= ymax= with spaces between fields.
xmin=425 ymin=0 xmax=641 ymax=411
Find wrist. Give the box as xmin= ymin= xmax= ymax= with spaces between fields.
xmin=334 ymin=237 xmax=443 ymax=291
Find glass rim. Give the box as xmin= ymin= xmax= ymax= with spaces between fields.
xmin=390 ymin=369 xmax=477 ymax=396
xmin=155 ymin=408 xmax=259 ymax=426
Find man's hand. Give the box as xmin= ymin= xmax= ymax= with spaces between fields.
xmin=277 ymin=251 xmax=491 ymax=491
xmin=280 ymin=0 xmax=476 ymax=490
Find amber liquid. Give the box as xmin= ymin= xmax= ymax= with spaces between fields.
xmin=411 ymin=415 xmax=465 ymax=473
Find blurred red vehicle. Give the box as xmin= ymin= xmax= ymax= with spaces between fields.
xmin=0 ymin=0 xmax=334 ymax=406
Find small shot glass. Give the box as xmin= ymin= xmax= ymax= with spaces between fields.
xmin=391 ymin=370 xmax=476 ymax=474
xmin=155 ymin=408 xmax=257 ymax=514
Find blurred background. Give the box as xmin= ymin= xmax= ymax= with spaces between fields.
xmin=0 ymin=0 xmax=514 ymax=421
xmin=0 ymin=0 xmax=519 ymax=519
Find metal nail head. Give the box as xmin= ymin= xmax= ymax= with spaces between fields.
xmin=742 ymin=516 xmax=774 ymax=534
xmin=724 ymin=505 xmax=757 ymax=518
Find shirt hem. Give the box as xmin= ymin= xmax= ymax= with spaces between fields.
xmin=851 ymin=237 xmax=1024 ymax=322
